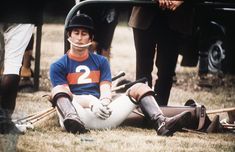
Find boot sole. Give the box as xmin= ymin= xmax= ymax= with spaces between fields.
xmin=64 ymin=119 xmax=87 ymax=134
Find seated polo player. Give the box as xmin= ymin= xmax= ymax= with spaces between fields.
xmin=49 ymin=14 xmax=191 ymax=136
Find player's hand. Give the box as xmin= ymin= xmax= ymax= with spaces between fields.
xmin=168 ymin=1 xmax=184 ymax=11
xmin=158 ymin=0 xmax=172 ymax=10
xmin=156 ymin=0 xmax=184 ymax=11
xmin=90 ymin=101 xmax=112 ymax=120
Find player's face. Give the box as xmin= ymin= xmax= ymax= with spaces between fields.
xmin=70 ymin=28 xmax=91 ymax=49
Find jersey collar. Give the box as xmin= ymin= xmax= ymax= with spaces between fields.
xmin=67 ymin=50 xmax=89 ymax=62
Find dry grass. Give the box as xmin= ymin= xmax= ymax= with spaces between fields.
xmin=1 ymin=24 xmax=235 ymax=152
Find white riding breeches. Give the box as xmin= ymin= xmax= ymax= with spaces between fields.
xmin=3 ymin=24 xmax=34 ymax=75
xmin=57 ymin=94 xmax=137 ymax=130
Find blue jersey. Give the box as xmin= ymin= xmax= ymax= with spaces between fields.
xmin=50 ymin=51 xmax=112 ymax=98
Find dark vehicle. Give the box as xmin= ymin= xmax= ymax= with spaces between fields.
xmin=191 ymin=1 xmax=235 ymax=75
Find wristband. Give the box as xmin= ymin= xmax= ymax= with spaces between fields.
xmin=100 ymin=97 xmax=112 ymax=106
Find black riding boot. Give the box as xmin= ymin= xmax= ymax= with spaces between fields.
xmin=0 ymin=74 xmax=22 ymax=134
xmin=56 ymin=97 xmax=87 ymax=134
xmin=139 ymin=96 xmax=191 ymax=136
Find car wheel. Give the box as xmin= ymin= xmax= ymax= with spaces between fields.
xmin=207 ymin=40 xmax=225 ymax=73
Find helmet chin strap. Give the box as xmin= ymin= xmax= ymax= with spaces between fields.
xmin=67 ymin=38 xmax=92 ymax=48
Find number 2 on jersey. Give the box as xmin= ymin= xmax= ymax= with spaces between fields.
xmin=76 ymin=65 xmax=92 ymax=84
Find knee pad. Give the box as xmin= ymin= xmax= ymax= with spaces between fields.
xmin=127 ymin=83 xmax=154 ymax=102
xmin=51 ymin=85 xmax=73 ymax=107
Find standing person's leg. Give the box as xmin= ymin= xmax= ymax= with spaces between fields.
xmin=94 ymin=8 xmax=119 ymax=60
xmin=154 ymin=28 xmax=180 ymax=106
xmin=79 ymin=6 xmax=118 ymax=60
xmin=133 ymin=25 xmax=157 ymax=88
xmin=0 ymin=24 xmax=34 ymax=114
xmin=0 ymin=24 xmax=34 ymax=134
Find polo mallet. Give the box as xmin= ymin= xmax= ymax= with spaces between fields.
xmin=112 ymin=77 xmax=148 ymax=92
xmin=14 ymin=107 xmax=56 ymax=132
xmin=207 ymin=107 xmax=235 ymax=129
xmin=112 ymin=71 xmax=125 ymax=81
xmin=206 ymin=107 xmax=235 ymax=115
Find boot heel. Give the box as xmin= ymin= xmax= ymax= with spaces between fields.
xmin=64 ymin=118 xmax=87 ymax=134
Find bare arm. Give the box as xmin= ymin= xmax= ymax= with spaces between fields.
xmin=99 ymin=82 xmax=112 ymax=106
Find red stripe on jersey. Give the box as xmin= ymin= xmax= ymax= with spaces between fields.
xmin=67 ymin=71 xmax=100 ymax=84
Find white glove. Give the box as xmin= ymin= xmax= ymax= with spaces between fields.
xmin=90 ymin=101 xmax=112 ymax=120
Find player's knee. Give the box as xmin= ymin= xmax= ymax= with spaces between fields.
xmin=51 ymin=85 xmax=73 ymax=107
xmin=126 ymin=83 xmax=154 ymax=102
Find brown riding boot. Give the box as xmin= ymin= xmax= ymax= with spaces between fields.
xmin=56 ymin=97 xmax=87 ymax=134
xmin=140 ymin=96 xmax=191 ymax=136
xmin=20 ymin=50 xmax=33 ymax=78
xmin=128 ymin=83 xmax=191 ymax=136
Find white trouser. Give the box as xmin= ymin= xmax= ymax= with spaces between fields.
xmin=3 ymin=24 xmax=34 ymax=75
xmin=57 ymin=94 xmax=137 ymax=130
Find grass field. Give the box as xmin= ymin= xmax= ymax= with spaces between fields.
xmin=1 ymin=24 xmax=235 ymax=152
